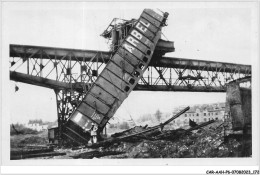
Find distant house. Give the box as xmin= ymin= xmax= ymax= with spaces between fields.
xmin=172 ymin=103 xmax=225 ymax=128
xmin=25 ymin=123 xmax=49 ymax=132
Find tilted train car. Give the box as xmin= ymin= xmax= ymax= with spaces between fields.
xmin=63 ymin=9 xmax=169 ymax=144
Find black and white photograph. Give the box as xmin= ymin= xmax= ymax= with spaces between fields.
xmin=1 ymin=1 xmax=259 ymax=174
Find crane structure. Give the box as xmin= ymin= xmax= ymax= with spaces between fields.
xmin=9 ymin=9 xmax=251 ymax=145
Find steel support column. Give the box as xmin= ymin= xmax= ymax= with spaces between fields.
xmin=55 ymin=89 xmax=85 ymax=145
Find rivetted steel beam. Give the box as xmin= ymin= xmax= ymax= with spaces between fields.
xmin=10 ymin=44 xmax=251 ymax=74
xmin=10 ymin=71 xmax=226 ymax=92
xmin=150 ymin=57 xmax=251 ymax=74
xmin=10 ymin=71 xmax=94 ymax=92
xmin=134 ymin=84 xmax=226 ymax=92
xmin=10 ymin=44 xmax=111 ymax=61
xmin=10 ymin=40 xmax=174 ymax=61
xmin=156 ymin=39 xmax=175 ymax=53
xmin=228 ymin=76 xmax=251 ymax=84
xmin=10 ymin=71 xmax=72 ymax=90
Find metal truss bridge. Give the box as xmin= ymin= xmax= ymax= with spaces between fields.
xmin=10 ymin=44 xmax=251 ymax=92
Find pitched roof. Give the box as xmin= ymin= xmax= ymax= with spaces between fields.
xmin=173 ymin=102 xmax=225 ymax=114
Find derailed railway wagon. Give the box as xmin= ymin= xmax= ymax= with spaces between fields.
xmin=63 ymin=9 xmax=169 ymax=145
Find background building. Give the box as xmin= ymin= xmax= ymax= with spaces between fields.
xmin=172 ymin=103 xmax=225 ymax=128
xmin=25 ymin=123 xmax=49 ymax=132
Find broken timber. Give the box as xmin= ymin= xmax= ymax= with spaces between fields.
xmin=154 ymin=119 xmax=216 ymax=140
xmin=89 ymin=113 xmax=216 ymax=148
xmin=186 ymin=119 xmax=216 ymax=132
xmin=118 ymin=106 xmax=190 ymax=140
xmin=87 ymin=106 xmax=190 ymax=148
xmin=71 ymin=150 xmax=125 ymax=159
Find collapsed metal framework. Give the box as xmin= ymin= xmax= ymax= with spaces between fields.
xmin=9 ymin=9 xmax=252 ymax=145
xmin=60 ymin=9 xmax=170 ymax=144
xmin=10 ymin=44 xmax=252 ymax=143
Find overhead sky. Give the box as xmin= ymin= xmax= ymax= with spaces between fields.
xmin=2 ymin=2 xmax=254 ymax=124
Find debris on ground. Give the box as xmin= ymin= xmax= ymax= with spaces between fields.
xmin=97 ymin=120 xmax=251 ymax=158
xmin=10 ymin=107 xmax=252 ymax=159
xmin=10 ymin=145 xmax=66 ymax=160
xmin=71 ymin=150 xmax=125 ymax=159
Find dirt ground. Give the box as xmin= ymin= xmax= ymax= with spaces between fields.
xmin=97 ymin=120 xmax=252 ymax=158
xmin=10 ymin=130 xmax=56 ymax=160
xmin=10 ymin=120 xmax=252 ymax=159
xmin=11 ymin=130 xmax=49 ymax=148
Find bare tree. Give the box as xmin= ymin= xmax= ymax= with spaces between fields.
xmin=155 ymin=109 xmax=162 ymax=123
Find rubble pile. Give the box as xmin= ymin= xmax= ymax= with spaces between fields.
xmin=96 ymin=120 xmax=251 ymax=158
xmin=53 ymin=114 xmax=250 ymax=159
xmin=111 ymin=125 xmax=148 ymax=138
xmin=11 ymin=119 xmax=251 ymax=159
xmin=11 ymin=105 xmax=251 ymax=159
